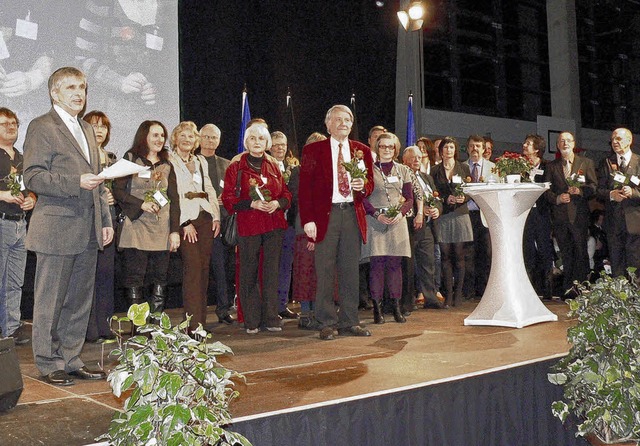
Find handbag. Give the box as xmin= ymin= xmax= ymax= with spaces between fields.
xmin=221 ymin=169 xmax=243 ymax=247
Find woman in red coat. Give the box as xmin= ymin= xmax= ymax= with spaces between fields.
xmin=222 ymin=123 xmax=292 ymax=334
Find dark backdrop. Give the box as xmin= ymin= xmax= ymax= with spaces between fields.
xmin=178 ymin=0 xmax=398 ymax=158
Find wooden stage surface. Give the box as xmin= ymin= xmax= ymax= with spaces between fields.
xmin=0 ymin=299 xmax=573 ymax=445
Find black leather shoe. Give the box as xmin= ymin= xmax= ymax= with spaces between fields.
xmin=337 ymin=326 xmax=371 ymax=337
xmin=319 ymin=326 xmax=335 ymax=341
xmin=218 ymin=314 xmax=236 ymax=325
xmin=279 ymin=308 xmax=298 ymax=319
xmin=44 ymin=370 xmax=74 ymax=386
xmin=11 ymin=331 xmax=30 ymax=345
xmin=69 ymin=366 xmax=106 ymax=380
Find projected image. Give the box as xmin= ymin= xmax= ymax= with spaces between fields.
xmin=0 ymin=0 xmax=179 ymax=156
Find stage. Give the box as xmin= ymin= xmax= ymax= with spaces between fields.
xmin=0 ymin=299 xmax=588 ymax=445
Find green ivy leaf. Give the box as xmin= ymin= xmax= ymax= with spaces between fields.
xmin=127 ymin=302 xmax=150 ymax=326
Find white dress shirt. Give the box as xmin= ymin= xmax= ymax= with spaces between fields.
xmin=330 ymin=137 xmax=353 ymax=203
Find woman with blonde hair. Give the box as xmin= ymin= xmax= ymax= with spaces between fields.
xmin=168 ymin=121 xmax=220 ymax=337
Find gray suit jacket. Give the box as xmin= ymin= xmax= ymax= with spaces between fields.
xmin=23 ymin=108 xmax=112 ymax=255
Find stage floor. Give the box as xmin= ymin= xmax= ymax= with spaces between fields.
xmin=0 ymin=299 xmax=574 ymax=446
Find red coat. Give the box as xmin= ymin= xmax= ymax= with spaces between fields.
xmin=222 ymin=153 xmax=291 ymax=236
xmin=298 ymin=139 xmax=374 ymax=244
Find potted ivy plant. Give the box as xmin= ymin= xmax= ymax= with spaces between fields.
xmin=548 ymin=271 xmax=640 ymax=445
xmin=97 ymin=303 xmax=252 ymax=446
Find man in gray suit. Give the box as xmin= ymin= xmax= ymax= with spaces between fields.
xmin=23 ymin=67 xmax=113 ymax=386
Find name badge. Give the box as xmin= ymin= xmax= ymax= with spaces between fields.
xmin=533 ymin=168 xmax=544 ymax=176
xmin=631 ymin=175 xmax=640 ymax=186
xmin=357 ymin=160 xmax=366 ymax=170
xmin=138 ymin=169 xmax=151 ymax=179
xmin=193 ymin=172 xmax=202 ymax=184
xmin=261 ymin=175 xmax=268 ymax=184
xmin=219 ymin=179 xmax=225 ymax=188
xmin=0 ymin=32 xmax=9 ymax=60
xmin=387 ymin=175 xmax=399 ymax=183
xmin=153 ymin=190 xmax=168 ymax=207
xmin=614 ymin=172 xmax=627 ymax=183
xmin=15 ymin=19 xmax=38 ymax=40
xmin=146 ymin=32 xmax=163 ymax=51
xmin=452 ymin=175 xmax=462 ymax=184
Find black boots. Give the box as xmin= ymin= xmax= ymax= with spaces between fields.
xmin=151 ymin=284 xmax=167 ymax=315
xmin=392 ymin=299 xmax=406 ymax=323
xmin=372 ymin=300 xmax=385 ymax=324
xmin=127 ymin=287 xmax=144 ymax=305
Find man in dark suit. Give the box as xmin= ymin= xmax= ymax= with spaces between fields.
xmin=544 ymin=131 xmax=596 ymax=297
xmin=298 ymin=104 xmax=374 ymax=340
xmin=23 ymin=67 xmax=113 ymax=386
xmin=402 ymin=146 xmax=443 ymax=310
xmin=463 ymin=135 xmax=494 ymax=300
xmin=199 ymin=123 xmax=235 ymax=325
xmin=596 ymin=128 xmax=640 ymax=277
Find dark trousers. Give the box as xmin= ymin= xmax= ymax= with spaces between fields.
xmin=413 ymin=223 xmax=438 ymax=304
xmin=237 ymin=229 xmax=283 ymax=330
xmin=554 ymin=220 xmax=589 ymax=292
xmin=87 ymin=239 xmax=115 ymax=339
xmin=209 ymin=235 xmax=234 ymax=318
xmin=523 ymin=208 xmax=553 ymax=298
xmin=607 ymin=215 xmax=640 ymax=277
xmin=179 ymin=212 xmax=214 ymax=330
xmin=314 ymin=205 xmax=361 ymax=329
xmin=32 ymin=248 xmax=97 ymax=375
xmin=464 ymin=210 xmax=491 ymax=298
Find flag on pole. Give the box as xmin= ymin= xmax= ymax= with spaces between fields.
xmin=284 ymin=88 xmax=299 ymax=158
xmin=406 ymin=92 xmax=417 ymax=147
xmin=237 ymin=86 xmax=251 ymax=154
xmin=349 ymin=93 xmax=360 ymax=142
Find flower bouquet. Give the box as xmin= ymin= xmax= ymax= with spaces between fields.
xmin=425 ymin=190 xmax=441 ymax=208
xmin=453 ymin=176 xmax=471 ymax=197
xmin=2 ymin=165 xmax=23 ymax=196
xmin=341 ymin=149 xmax=368 ymax=183
xmin=492 ymin=152 xmax=533 ymax=181
xmin=566 ymin=169 xmax=585 ymax=188
xmin=248 ymin=177 xmax=271 ymax=202
xmin=143 ymin=170 xmax=170 ymax=219
xmin=608 ymin=161 xmax=630 ymax=189
xmin=384 ymin=196 xmax=406 ymax=218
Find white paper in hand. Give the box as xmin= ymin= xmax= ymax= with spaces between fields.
xmin=99 ymin=159 xmax=150 ymax=179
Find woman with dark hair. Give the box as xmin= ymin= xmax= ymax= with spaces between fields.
xmin=522 ymin=134 xmax=553 ymax=299
xmin=113 ymin=120 xmax=180 ymax=314
xmin=83 ymin=110 xmax=117 ymax=342
xmin=416 ymin=136 xmax=435 ymax=174
xmin=431 ymin=137 xmax=473 ymax=308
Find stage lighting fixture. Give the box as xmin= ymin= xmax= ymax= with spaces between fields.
xmin=397 ymin=2 xmax=425 ymax=31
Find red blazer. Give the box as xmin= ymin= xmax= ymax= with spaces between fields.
xmin=222 ymin=153 xmax=291 ymax=237
xmin=298 ymin=139 xmax=374 ymax=243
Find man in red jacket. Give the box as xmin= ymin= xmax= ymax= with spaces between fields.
xmin=298 ymin=105 xmax=374 ymax=340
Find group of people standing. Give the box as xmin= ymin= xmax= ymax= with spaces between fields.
xmin=1 ymin=65 xmax=639 ymax=387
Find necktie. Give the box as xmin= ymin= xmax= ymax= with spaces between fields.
xmin=71 ymin=119 xmax=90 ymax=162
xmin=619 ymin=157 xmax=627 ymax=173
xmin=337 ymin=143 xmax=350 ymax=198
xmin=563 ymin=159 xmax=571 ymax=177
xmin=472 ymin=162 xmax=479 ymax=182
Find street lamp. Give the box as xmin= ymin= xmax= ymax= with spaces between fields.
xmin=397 ymin=2 xmax=426 ymax=31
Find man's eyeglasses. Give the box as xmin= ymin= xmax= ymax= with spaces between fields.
xmin=201 ymin=135 xmax=219 ymax=141
xmin=0 ymin=122 xmax=18 ymax=129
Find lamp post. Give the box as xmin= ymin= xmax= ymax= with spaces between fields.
xmin=395 ymin=1 xmax=426 ymax=146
